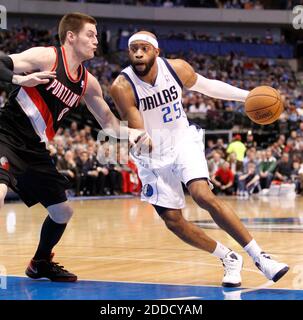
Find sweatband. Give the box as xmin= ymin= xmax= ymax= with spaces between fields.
xmin=189 ymin=73 xmax=249 ymax=102
xmin=128 ymin=34 xmax=159 ymax=49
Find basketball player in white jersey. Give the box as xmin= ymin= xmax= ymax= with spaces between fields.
xmin=110 ymin=31 xmax=289 ymax=287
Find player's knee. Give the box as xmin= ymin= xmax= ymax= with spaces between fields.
xmin=199 ymin=194 xmax=220 ymax=212
xmin=47 ymin=202 xmax=74 ymax=224
xmin=190 ymin=185 xmax=218 ymax=210
xmin=161 ymin=211 xmax=184 ymax=231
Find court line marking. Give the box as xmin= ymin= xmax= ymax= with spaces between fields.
xmin=158 ymin=296 xmax=202 ymax=300
xmin=7 ymin=274 xmax=296 ymax=298
xmin=0 ymin=243 xmax=299 ymax=259
xmin=4 ymin=254 xmax=296 ymax=293
xmin=0 ymin=253 xmax=261 ymax=275
xmin=7 ymin=273 xmax=273 ymax=290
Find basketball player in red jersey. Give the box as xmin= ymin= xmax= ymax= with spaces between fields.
xmin=110 ymin=31 xmax=289 ymax=287
xmin=0 ymin=13 xmax=148 ymax=282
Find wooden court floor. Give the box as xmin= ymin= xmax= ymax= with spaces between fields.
xmin=0 ymin=195 xmax=302 ymax=291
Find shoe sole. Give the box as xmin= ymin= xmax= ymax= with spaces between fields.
xmin=25 ymin=270 xmax=41 ymax=279
xmin=222 ymin=282 xmax=241 ymax=288
xmin=50 ymin=276 xmax=77 ymax=282
xmin=272 ymin=266 xmax=289 ymax=282
xmin=26 ymin=270 xmax=77 ymax=282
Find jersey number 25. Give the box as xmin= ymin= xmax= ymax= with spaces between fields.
xmin=162 ymin=102 xmax=181 ymax=123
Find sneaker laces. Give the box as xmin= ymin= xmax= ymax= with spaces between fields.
xmin=260 ymin=252 xmax=271 ymax=259
xmin=48 ymin=254 xmax=70 ymax=274
xmin=255 ymin=252 xmax=271 ymax=272
xmin=222 ymin=253 xmax=241 ymax=276
xmin=49 ymin=261 xmax=70 ymax=274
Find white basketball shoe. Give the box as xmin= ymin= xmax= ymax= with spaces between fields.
xmin=221 ymin=251 xmax=243 ymax=287
xmin=254 ymin=252 xmax=289 ymax=282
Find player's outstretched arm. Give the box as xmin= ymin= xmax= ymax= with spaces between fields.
xmin=0 ymin=47 xmax=56 ymax=86
xmin=168 ymin=59 xmax=249 ymax=102
xmin=84 ymin=72 xmax=149 ymax=148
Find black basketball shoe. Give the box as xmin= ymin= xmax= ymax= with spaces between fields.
xmin=25 ymin=253 xmax=77 ymax=282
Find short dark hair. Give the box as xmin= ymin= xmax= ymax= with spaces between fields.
xmin=58 ymin=12 xmax=97 ymax=45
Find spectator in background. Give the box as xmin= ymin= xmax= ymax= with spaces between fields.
xmin=84 ymin=125 xmax=93 ymax=140
xmin=291 ymin=160 xmax=301 ymax=193
xmin=188 ymin=95 xmax=209 ymax=113
xmin=70 ymin=121 xmax=79 ymax=138
xmin=228 ymin=151 xmax=243 ymax=173
xmin=278 ymin=134 xmax=286 ymax=150
xmin=97 ymin=143 xmax=122 ymax=195
xmin=238 ymin=162 xmax=260 ymax=197
xmin=213 ymin=138 xmax=227 ymax=158
xmin=296 ymin=122 xmax=303 ymax=138
xmin=284 ymin=138 xmax=294 ymax=154
xmin=76 ymin=151 xmax=99 ymax=196
xmin=228 ymin=151 xmax=243 ymax=193
xmin=205 ymin=139 xmax=215 ymax=159
xmin=243 ymin=147 xmax=258 ymax=172
xmin=212 ymin=161 xmax=234 ymax=195
xmin=57 ymin=150 xmax=80 ymax=196
xmin=258 ymin=148 xmax=276 ymax=189
xmin=274 ymin=153 xmax=292 ymax=183
xmin=207 ymin=151 xmax=225 ymax=176
xmin=56 ymin=143 xmax=66 ymax=163
xmin=226 ymin=134 xmax=246 ymax=163
xmin=245 ymin=132 xmax=257 ymax=149
xmin=271 ymin=141 xmax=282 ymax=160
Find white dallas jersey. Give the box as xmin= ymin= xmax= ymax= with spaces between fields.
xmin=121 ymin=57 xmax=190 ymax=159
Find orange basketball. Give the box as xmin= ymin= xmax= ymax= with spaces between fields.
xmin=245 ymin=86 xmax=284 ymax=125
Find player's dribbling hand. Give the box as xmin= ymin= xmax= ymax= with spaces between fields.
xmin=13 ymin=71 xmax=56 ymax=87
xmin=128 ymin=128 xmax=153 ymax=156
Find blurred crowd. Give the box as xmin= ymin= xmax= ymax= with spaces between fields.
xmin=66 ymin=0 xmax=300 ymax=10
xmin=1 ymin=23 xmax=302 ymax=197
xmin=120 ymin=27 xmax=287 ymax=45
xmin=207 ymin=130 xmax=303 ymax=197
xmin=48 ymin=122 xmax=141 ymax=197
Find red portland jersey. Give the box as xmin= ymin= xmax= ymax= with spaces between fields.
xmin=8 ymin=46 xmax=88 ymax=143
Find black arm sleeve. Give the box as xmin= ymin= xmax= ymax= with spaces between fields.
xmin=0 ymin=55 xmax=14 ymax=83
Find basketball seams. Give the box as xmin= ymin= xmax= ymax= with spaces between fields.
xmin=257 ymin=100 xmax=284 ymax=125
xmin=245 ymin=86 xmax=283 ymax=124
xmin=246 ymin=96 xmax=280 ymax=112
xmin=247 ymin=98 xmax=283 ymax=124
xmin=246 ymin=93 xmax=281 ymax=112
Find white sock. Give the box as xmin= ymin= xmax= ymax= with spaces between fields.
xmin=244 ymin=239 xmax=262 ymax=259
xmin=212 ymin=241 xmax=231 ymax=259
